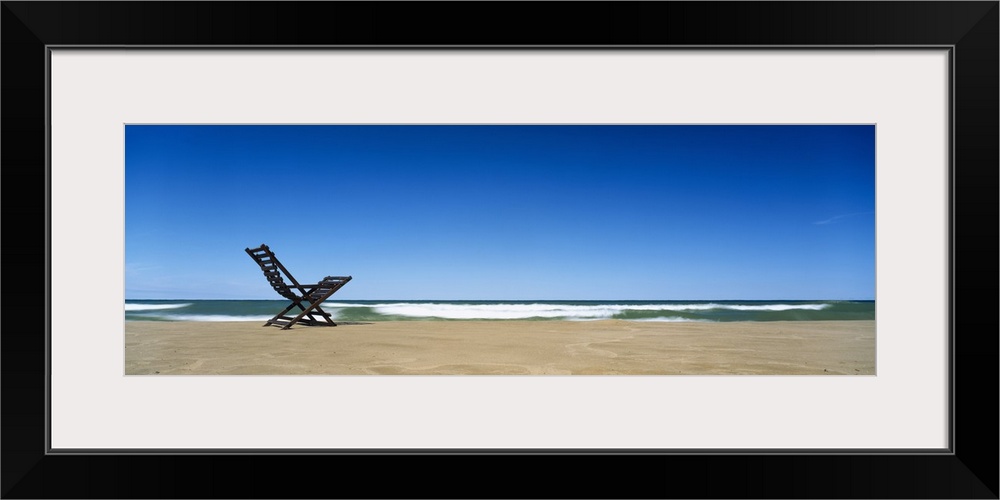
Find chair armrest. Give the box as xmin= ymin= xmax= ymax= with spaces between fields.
xmin=297 ymin=277 xmax=351 ymax=288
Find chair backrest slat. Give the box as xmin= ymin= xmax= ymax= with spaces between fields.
xmin=246 ymin=244 xmax=298 ymax=300
xmin=307 ymin=276 xmax=352 ymax=300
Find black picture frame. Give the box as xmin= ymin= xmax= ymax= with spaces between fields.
xmin=3 ymin=2 xmax=997 ymax=498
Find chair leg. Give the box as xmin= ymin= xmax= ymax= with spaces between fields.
xmin=265 ymin=279 xmax=348 ymax=329
xmin=265 ymin=299 xmax=306 ymax=328
xmin=281 ymin=303 xmax=331 ymax=329
xmin=280 ymin=291 xmax=339 ymax=330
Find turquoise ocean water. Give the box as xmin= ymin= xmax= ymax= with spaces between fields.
xmin=125 ymin=300 xmax=875 ymax=323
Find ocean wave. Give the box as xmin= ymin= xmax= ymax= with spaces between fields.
xmin=121 ymin=300 xmax=869 ymax=323
xmin=367 ymin=303 xmax=619 ymax=319
xmin=322 ymin=302 xmax=829 ymax=320
xmin=654 ymin=303 xmax=831 ymax=311
xmin=124 ymin=303 xmax=192 ymax=311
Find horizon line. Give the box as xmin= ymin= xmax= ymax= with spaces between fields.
xmin=124 ymin=297 xmax=877 ymax=302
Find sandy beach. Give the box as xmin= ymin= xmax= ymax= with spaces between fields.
xmin=124 ymin=320 xmax=875 ymax=375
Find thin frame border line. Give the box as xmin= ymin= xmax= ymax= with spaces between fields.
xmin=47 ymin=44 xmax=954 ymax=50
xmin=45 ymin=46 xmax=952 ymax=456
xmin=5 ymin=0 xmax=991 ymax=497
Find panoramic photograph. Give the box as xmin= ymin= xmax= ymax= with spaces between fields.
xmin=124 ymin=124 xmax=875 ymax=375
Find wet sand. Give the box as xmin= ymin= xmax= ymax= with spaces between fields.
xmin=124 ymin=320 xmax=875 ymax=375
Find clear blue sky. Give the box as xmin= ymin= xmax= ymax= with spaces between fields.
xmin=125 ymin=125 xmax=875 ymax=300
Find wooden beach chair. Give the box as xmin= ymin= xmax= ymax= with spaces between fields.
xmin=245 ymin=244 xmax=352 ymax=330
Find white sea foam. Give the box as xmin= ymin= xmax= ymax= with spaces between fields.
xmin=124 ymin=303 xmax=192 ymax=311
xmin=676 ymin=303 xmax=830 ymax=311
xmin=369 ymin=303 xmax=620 ymax=319
xmin=322 ymin=302 xmax=829 ymax=320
